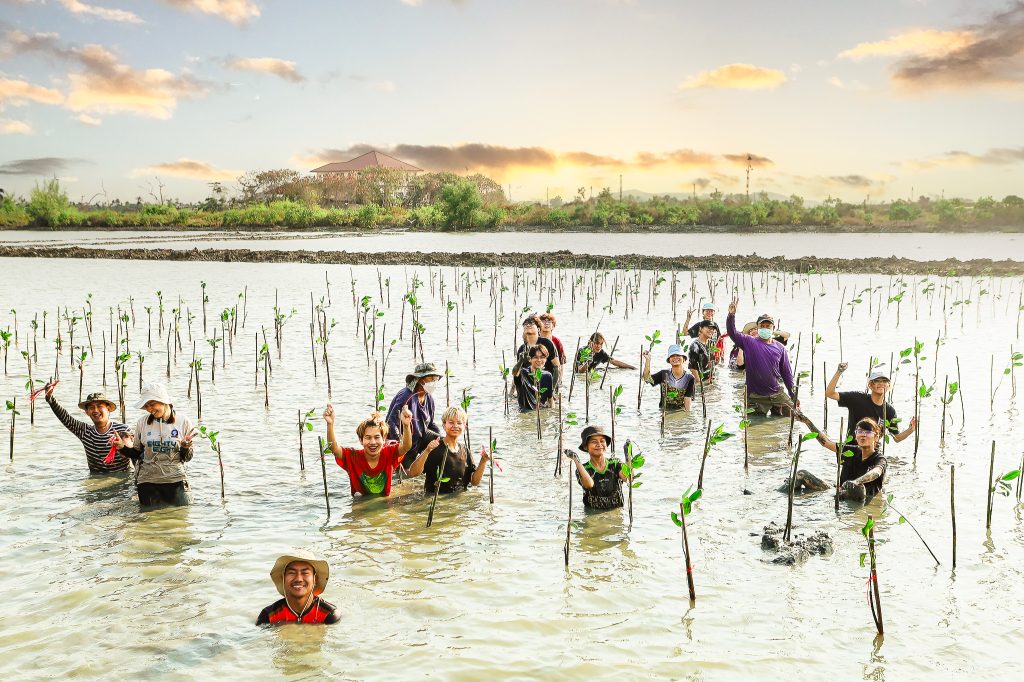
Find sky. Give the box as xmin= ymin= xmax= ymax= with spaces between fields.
xmin=0 ymin=0 xmax=1022 ymax=204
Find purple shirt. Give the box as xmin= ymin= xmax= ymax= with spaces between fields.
xmin=727 ymin=313 xmax=795 ymax=398
xmin=385 ymin=388 xmax=438 ymax=458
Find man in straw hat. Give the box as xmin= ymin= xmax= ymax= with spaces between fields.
xmin=385 ymin=362 xmax=442 ymax=463
xmin=257 ymin=551 xmax=339 ymax=625
xmin=113 ymin=382 xmax=197 ymax=508
xmin=726 ymin=296 xmax=797 ymax=417
xmin=43 ymin=381 xmax=132 ymax=474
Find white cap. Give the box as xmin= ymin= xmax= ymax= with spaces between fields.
xmin=135 ymin=382 xmax=174 ymax=409
xmin=701 ymin=303 xmax=716 ymax=311
xmin=868 ymin=367 xmax=890 ymax=382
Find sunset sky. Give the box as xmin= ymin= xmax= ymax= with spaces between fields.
xmin=0 ymin=0 xmax=1022 ymax=204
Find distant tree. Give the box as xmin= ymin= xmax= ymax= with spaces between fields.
xmin=440 ymin=180 xmax=482 ymax=230
xmin=888 ymin=199 xmax=921 ymax=226
xmin=236 ymin=169 xmax=303 ymax=204
xmin=1003 ymin=195 xmax=1024 ymax=207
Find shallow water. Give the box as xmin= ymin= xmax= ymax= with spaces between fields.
xmin=0 ymin=257 xmax=1022 ymax=680
xmin=2 ymin=229 xmax=1023 ymax=261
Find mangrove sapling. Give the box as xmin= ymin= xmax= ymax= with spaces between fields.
xmin=21 ymin=351 xmax=36 ymax=424
xmin=567 ymin=338 xmax=582 ymax=401
xmin=697 ymin=422 xmax=734 ymax=491
xmin=426 ymin=451 xmax=451 ymax=529
xmin=621 ymin=440 xmax=645 ymax=531
xmin=987 ymin=460 xmax=1020 ymax=531
xmin=135 ymin=351 xmax=144 ymax=393
xmin=499 ymin=354 xmax=510 ymax=416
xmin=734 ymin=394 xmax=754 ymax=470
xmin=198 ymin=426 xmax=224 ymax=499
xmin=259 ymin=342 xmax=271 ymax=408
xmin=563 ymin=451 xmax=573 ymax=567
xmin=950 ymin=465 xmax=957 ymax=568
xmin=207 ymin=335 xmax=220 ymax=383
xmin=297 ymin=408 xmax=315 ymax=471
xmin=318 ymin=437 xmax=331 ymax=519
xmin=784 ymin=432 xmax=819 ymax=543
xmin=670 ymin=485 xmax=703 ymax=602
xmin=881 ymin=493 xmax=940 ymax=565
xmin=488 ymin=430 xmax=496 ymax=505
xmin=861 ymin=516 xmax=884 ymax=636
xmin=939 ymin=376 xmax=958 ymax=447
xmin=7 ymin=398 xmax=18 ymax=461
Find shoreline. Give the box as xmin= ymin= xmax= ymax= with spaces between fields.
xmin=2 ymin=245 xmax=1021 ymax=275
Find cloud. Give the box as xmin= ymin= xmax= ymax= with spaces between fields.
xmin=224 ymin=56 xmax=304 ymax=82
xmin=828 ymin=76 xmax=867 ymax=90
xmin=59 ymin=0 xmax=144 ymax=24
xmin=2 ymin=31 xmax=207 ymax=118
xmin=0 ymin=117 xmax=32 ymax=134
xmin=904 ymin=146 xmax=1024 ymax=171
xmin=160 ymin=0 xmax=260 ymax=25
xmin=134 ymin=158 xmax=241 ymax=181
xmin=0 ymin=156 xmax=84 ymax=175
xmin=0 ymin=77 xmax=65 ymax=106
xmin=789 ymin=173 xmax=892 ymax=194
xmin=841 ymin=3 xmax=1024 ymax=90
xmin=679 ymin=63 xmax=787 ymax=90
xmin=838 ymin=29 xmax=976 ymax=60
xmin=75 ymin=112 xmax=101 ymax=125
xmin=297 ymin=143 xmax=774 ymax=176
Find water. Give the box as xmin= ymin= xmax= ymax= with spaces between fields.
xmin=1 ymin=256 xmax=1022 ymax=680
xmin=2 ymin=229 xmax=1023 ymax=261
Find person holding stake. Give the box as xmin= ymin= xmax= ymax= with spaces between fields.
xmin=726 ymin=296 xmax=797 ymax=417
xmin=408 ymin=406 xmax=489 ymax=494
xmin=791 ymin=414 xmax=889 ymax=502
xmin=113 ymin=382 xmax=198 ymax=508
xmin=512 ymin=345 xmax=555 ymax=412
xmin=642 ymin=344 xmax=694 ymax=411
xmin=565 ymin=425 xmax=627 ymax=510
xmin=324 ymin=405 xmax=413 ymax=497
xmin=827 ymin=363 xmax=917 ymax=443
xmin=43 ymin=383 xmax=132 ymax=474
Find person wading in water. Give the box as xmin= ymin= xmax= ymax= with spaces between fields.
xmin=256 ymin=551 xmax=340 ymax=625
xmin=44 ymin=383 xmax=132 ymax=474
xmin=826 ymin=363 xmax=917 ymax=444
xmin=789 ymin=414 xmax=889 ymax=502
xmin=725 ymin=295 xmax=797 ymax=417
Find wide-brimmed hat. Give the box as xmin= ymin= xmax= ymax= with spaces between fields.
xmin=578 ymin=425 xmax=612 ymax=452
xmin=134 ymin=382 xmax=173 ymax=410
xmin=405 ymin=362 xmax=442 ymax=391
xmin=270 ymin=551 xmax=330 ymax=597
xmin=79 ymin=392 xmax=117 ymax=412
xmin=665 ymin=344 xmax=685 ymax=362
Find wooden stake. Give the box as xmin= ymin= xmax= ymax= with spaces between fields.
xmin=318 ymin=436 xmax=331 ymax=519
xmin=680 ymin=502 xmax=696 ymax=602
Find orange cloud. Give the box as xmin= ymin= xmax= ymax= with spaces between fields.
xmin=59 ymin=0 xmax=144 ymax=24
xmin=134 ymin=158 xmax=241 ymax=181
xmin=0 ymin=77 xmax=65 ymax=106
xmin=838 ymin=29 xmax=975 ymax=60
xmin=0 ymin=118 xmax=33 ymax=134
xmin=160 ymin=0 xmax=260 ymax=25
xmin=904 ymin=147 xmax=1024 ymax=171
xmin=224 ymin=56 xmax=304 ymax=82
xmin=679 ymin=63 xmax=787 ymax=90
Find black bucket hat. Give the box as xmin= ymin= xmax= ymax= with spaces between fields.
xmin=578 ymin=425 xmax=612 ymax=452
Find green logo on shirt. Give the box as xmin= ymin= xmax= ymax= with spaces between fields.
xmin=360 ymin=470 xmax=388 ymax=495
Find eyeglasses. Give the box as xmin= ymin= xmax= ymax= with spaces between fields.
xmin=854 ymin=427 xmax=874 ymax=436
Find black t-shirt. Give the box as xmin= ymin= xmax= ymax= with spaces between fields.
xmin=517 ymin=338 xmax=558 ymax=373
xmin=576 ymin=459 xmax=624 ymax=509
xmin=837 ymin=392 xmax=899 ymax=436
xmin=576 ymin=347 xmax=610 ymax=370
xmin=649 ymin=369 xmax=695 ymax=407
xmin=839 ymin=446 xmax=888 ymax=497
xmin=688 ymin=339 xmax=714 ymax=381
xmin=688 ymin=321 xmax=722 ymax=345
xmin=423 ymin=442 xmax=476 ymax=494
xmin=513 ymin=369 xmax=554 ymax=412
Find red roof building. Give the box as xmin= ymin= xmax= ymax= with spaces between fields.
xmin=311 ymin=151 xmax=423 ymax=177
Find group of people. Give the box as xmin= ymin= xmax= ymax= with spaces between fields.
xmin=42 ymin=293 xmax=919 ymax=626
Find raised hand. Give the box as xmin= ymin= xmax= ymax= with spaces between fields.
xmin=728 ymin=294 xmax=739 ymax=315
xmin=323 ymin=403 xmax=335 ymax=425
xmin=114 ymin=431 xmax=134 ymax=450
xmin=401 ymin=404 xmax=413 ymax=426
xmin=837 ymin=362 xmax=848 ymax=373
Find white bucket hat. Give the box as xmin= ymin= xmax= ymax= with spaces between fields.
xmin=135 ymin=382 xmax=174 ymax=409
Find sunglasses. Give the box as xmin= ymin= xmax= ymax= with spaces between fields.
xmin=854 ymin=427 xmax=875 ymax=436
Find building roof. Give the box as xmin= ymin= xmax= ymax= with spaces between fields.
xmin=311 ymin=151 xmax=422 ymax=173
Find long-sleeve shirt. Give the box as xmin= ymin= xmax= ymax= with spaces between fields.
xmin=385 ymin=388 xmax=438 ymax=461
xmin=46 ymin=394 xmax=132 ymax=474
xmin=726 ymin=313 xmax=795 ymax=398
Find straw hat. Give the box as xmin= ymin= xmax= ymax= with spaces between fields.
xmin=79 ymin=392 xmax=117 ymax=412
xmin=134 ymin=382 xmax=173 ymax=409
xmin=405 ymin=362 xmax=442 ymax=391
xmin=578 ymin=425 xmax=612 ymax=452
xmin=270 ymin=551 xmax=330 ymax=597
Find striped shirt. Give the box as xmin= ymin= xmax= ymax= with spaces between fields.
xmin=46 ymin=395 xmax=132 ymax=474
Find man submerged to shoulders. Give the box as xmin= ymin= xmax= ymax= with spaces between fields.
xmin=257 ymin=552 xmax=340 ymax=625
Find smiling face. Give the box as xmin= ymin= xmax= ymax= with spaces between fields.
xmin=361 ymin=425 xmax=385 ymax=456
xmin=868 ymin=378 xmax=890 ymax=397
xmin=142 ymin=400 xmax=169 ymax=418
xmin=283 ymin=561 xmax=315 ymax=602
xmin=84 ymin=401 xmax=110 ymax=426
xmin=529 ymin=349 xmax=548 ymax=370
xmin=586 ymin=435 xmax=608 ymax=459
xmin=702 ymin=309 xmax=715 ymax=321
xmin=539 ymin=316 xmax=555 ymax=334
xmin=698 ymin=325 xmax=714 ymax=342
xmin=668 ymin=354 xmax=684 ymax=368
xmin=443 ymin=414 xmax=465 ymax=440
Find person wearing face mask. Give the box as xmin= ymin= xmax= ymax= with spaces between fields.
xmin=113 ymin=382 xmax=197 ymax=508
xmin=43 ymin=382 xmax=133 ymax=474
xmin=788 ymin=415 xmax=889 ymax=502
xmin=257 ymin=551 xmax=339 ymax=625
xmin=324 ymin=405 xmax=413 ymax=496
xmin=726 ymin=295 xmax=797 ymax=417
xmin=385 ymin=362 xmax=442 ymax=462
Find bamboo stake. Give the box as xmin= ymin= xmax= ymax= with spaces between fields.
xmin=867 ymin=515 xmax=884 ymax=635
xmin=680 ymin=501 xmax=696 ymax=602
xmin=216 ymin=442 xmax=225 ymax=499
xmin=488 ymin=426 xmax=495 ymax=505
xmin=318 ymin=436 xmax=331 ymax=519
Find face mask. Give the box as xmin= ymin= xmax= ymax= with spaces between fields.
xmin=757 ymin=328 xmax=773 ymax=340
xmin=422 ymin=381 xmax=437 ymax=395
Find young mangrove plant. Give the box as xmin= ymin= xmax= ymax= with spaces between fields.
xmin=881 ymin=493 xmax=939 ymax=565
xmin=697 ymin=422 xmax=734 ymax=491
xmin=860 ymin=516 xmax=884 ymax=636
xmin=6 ymin=397 xmax=18 ymax=461
xmin=198 ymin=425 xmax=225 ymax=499
xmin=297 ymin=408 xmax=315 ymax=471
xmin=621 ymin=439 xmax=645 ymax=530
xmin=671 ymin=485 xmax=703 ymax=602
xmin=784 ymin=432 xmax=819 ymax=542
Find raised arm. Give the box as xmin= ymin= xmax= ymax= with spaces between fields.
xmin=470 ymin=450 xmax=489 ymax=487
xmin=323 ymin=404 xmax=344 ymax=460
xmin=642 ymin=351 xmax=655 ymax=385
xmin=397 ymin=406 xmax=414 ymax=456
xmin=826 ymin=363 xmax=846 ymax=401
xmin=892 ymin=416 xmax=917 ymax=443
xmin=44 ymin=385 xmax=87 ymax=440
xmin=795 ymin=412 xmax=838 ymax=454
xmin=725 ymin=295 xmax=745 ymax=351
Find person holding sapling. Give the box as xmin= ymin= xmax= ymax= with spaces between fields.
xmin=790 ymin=414 xmax=888 ymax=502
xmin=385 ymin=362 xmax=442 ymax=462
xmin=43 ymin=382 xmax=133 ymax=474
xmin=827 ymin=364 xmax=916 ymax=443
xmin=324 ymin=404 xmax=413 ymax=497
xmin=408 ymin=406 xmax=488 ymax=494
xmin=575 ymin=332 xmax=636 ymax=373
xmin=517 ymin=316 xmax=561 ymax=386
xmin=538 ymin=312 xmax=567 ymax=364
xmin=113 ymin=382 xmax=198 ymax=508
xmin=565 ymin=425 xmax=627 ymax=510
xmin=512 ymin=345 xmax=554 ymax=412
xmin=642 ymin=343 xmax=694 ymax=411
xmin=688 ymin=321 xmax=717 ymax=385
xmin=726 ymin=296 xmax=797 ymax=417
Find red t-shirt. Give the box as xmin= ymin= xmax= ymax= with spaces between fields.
xmin=335 ymin=440 xmax=404 ymax=496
